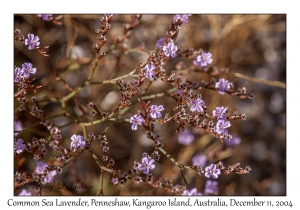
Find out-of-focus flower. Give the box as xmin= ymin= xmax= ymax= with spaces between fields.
xmin=193 ymin=52 xmax=213 ymax=67
xmin=183 ymin=187 xmax=203 ymax=196
xmin=18 ymin=189 xmax=32 ymax=196
xmin=130 ymin=114 xmax=145 ymax=130
xmin=148 ymin=105 xmax=164 ymax=119
xmin=156 ymin=37 xmax=166 ymax=48
xmin=192 ymin=154 xmax=207 ymax=166
xmin=70 ymin=134 xmax=86 ymax=149
xmin=205 ymin=163 xmax=221 ymax=179
xmin=215 ymin=78 xmax=231 ymax=94
xmin=14 ymin=121 xmax=23 ymax=136
xmin=21 ymin=62 xmax=36 ymax=78
xmin=213 ymin=106 xmax=228 ymax=120
xmin=178 ymin=129 xmax=194 ymax=145
xmin=173 ymin=14 xmax=191 ymax=25
xmin=190 ymin=98 xmax=205 ymax=112
xmin=138 ymin=156 xmax=155 ymax=174
xmin=38 ymin=14 xmax=52 ymax=21
xmin=204 ymin=180 xmax=218 ymax=194
xmin=25 ymin=33 xmax=40 ymax=50
xmin=216 ymin=120 xmax=231 ymax=135
xmin=14 ymin=138 xmax=25 ymax=154
xmin=225 ymin=134 xmax=241 ymax=146
xmin=35 ymin=161 xmax=57 ymax=183
xmin=163 ymin=42 xmax=178 ymax=58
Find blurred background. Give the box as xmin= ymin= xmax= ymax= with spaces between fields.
xmin=14 ymin=14 xmax=286 ymax=196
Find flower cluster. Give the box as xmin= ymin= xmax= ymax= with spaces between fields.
xmin=14 ymin=62 xmax=36 ymax=83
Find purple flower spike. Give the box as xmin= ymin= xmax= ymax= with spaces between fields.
xmin=163 ymin=42 xmax=178 ymax=58
xmin=173 ymin=14 xmax=191 ymax=25
xmin=143 ymin=64 xmax=156 ymax=80
xmin=21 ymin=62 xmax=36 ymax=78
xmin=70 ymin=134 xmax=86 ymax=149
xmin=38 ymin=14 xmax=52 ymax=21
xmin=148 ymin=105 xmax=164 ymax=119
xmin=156 ymin=38 xmax=166 ymax=48
xmin=213 ymin=106 xmax=228 ymax=120
xmin=138 ymin=156 xmax=155 ymax=174
xmin=18 ymin=189 xmax=32 ymax=196
xmin=178 ymin=129 xmax=194 ymax=145
xmin=192 ymin=154 xmax=207 ymax=166
xmin=190 ymin=98 xmax=205 ymax=112
xmin=216 ymin=120 xmax=231 ymax=135
xmin=14 ymin=138 xmax=25 ymax=154
xmin=205 ymin=163 xmax=221 ymax=179
xmin=25 ymin=33 xmax=40 ymax=50
xmin=215 ymin=78 xmax=231 ymax=94
xmin=130 ymin=114 xmax=145 ymax=130
xmin=183 ymin=187 xmax=203 ymax=196
xmin=204 ymin=180 xmax=218 ymax=194
xmin=193 ymin=52 xmax=213 ymax=67
xmin=14 ymin=67 xmax=24 ymax=83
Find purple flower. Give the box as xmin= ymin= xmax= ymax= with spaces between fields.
xmin=205 ymin=163 xmax=221 ymax=179
xmin=21 ymin=62 xmax=36 ymax=78
xmin=14 ymin=67 xmax=24 ymax=83
xmin=111 ymin=177 xmax=119 ymax=185
xmin=38 ymin=14 xmax=52 ymax=21
xmin=183 ymin=187 xmax=203 ymax=196
xmin=14 ymin=120 xmax=23 ymax=136
xmin=204 ymin=180 xmax=218 ymax=194
xmin=215 ymin=78 xmax=231 ymax=94
xmin=193 ymin=52 xmax=213 ymax=67
xmin=14 ymin=138 xmax=25 ymax=154
xmin=148 ymin=105 xmax=164 ymax=119
xmin=178 ymin=129 xmax=194 ymax=145
xmin=35 ymin=161 xmax=57 ymax=183
xmin=190 ymin=98 xmax=205 ymax=112
xmin=25 ymin=33 xmax=40 ymax=50
xmin=18 ymin=189 xmax=32 ymax=196
xmin=143 ymin=64 xmax=156 ymax=80
xmin=156 ymin=37 xmax=166 ymax=48
xmin=163 ymin=42 xmax=178 ymax=58
xmin=225 ymin=134 xmax=241 ymax=146
xmin=130 ymin=114 xmax=145 ymax=130
xmin=138 ymin=156 xmax=155 ymax=174
xmin=70 ymin=134 xmax=86 ymax=149
xmin=213 ymin=106 xmax=228 ymax=120
xmin=173 ymin=14 xmax=191 ymax=25
xmin=192 ymin=154 xmax=207 ymax=166
xmin=216 ymin=120 xmax=231 ymax=135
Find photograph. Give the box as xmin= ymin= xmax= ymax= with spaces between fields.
xmin=13 ymin=14 xmax=286 ymax=197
